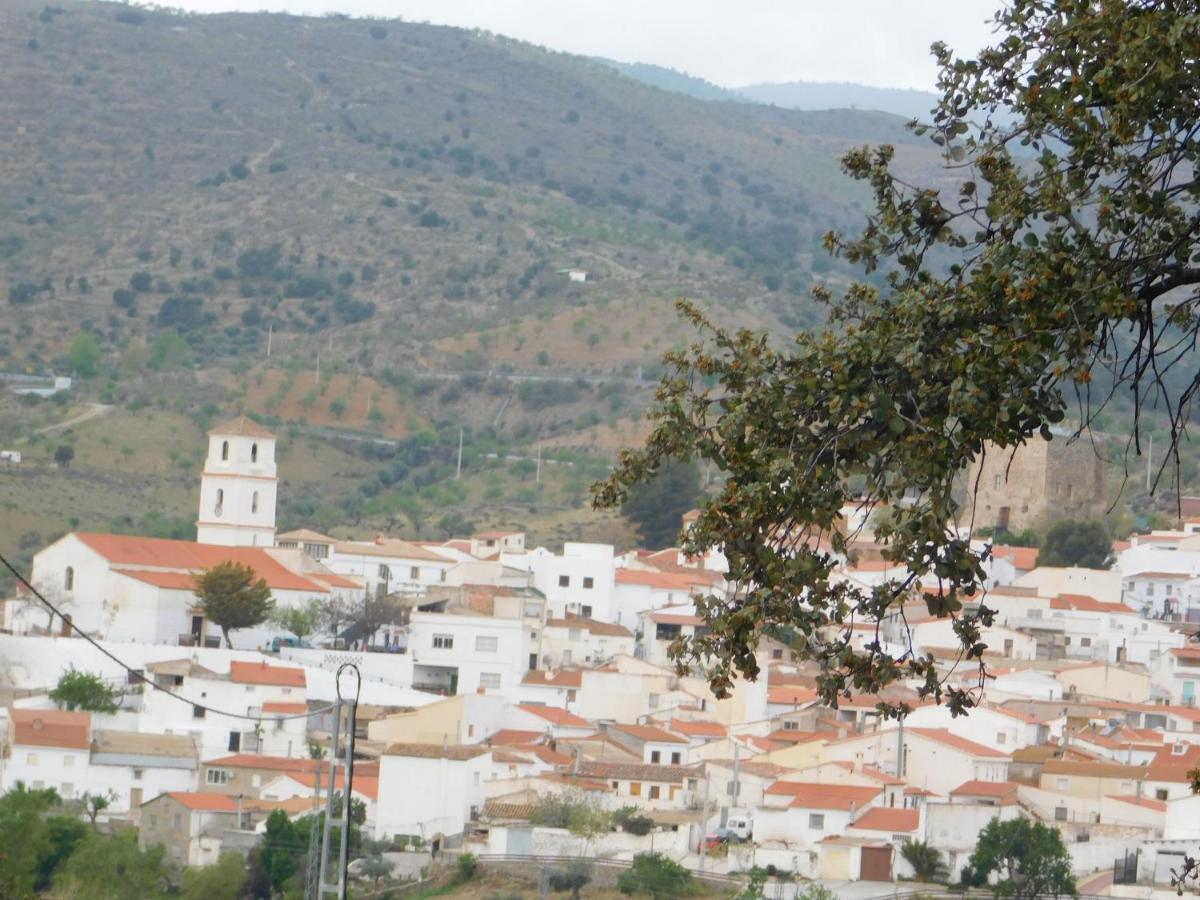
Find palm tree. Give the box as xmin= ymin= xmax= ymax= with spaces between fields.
xmin=901 ymin=839 xmax=950 ymax=883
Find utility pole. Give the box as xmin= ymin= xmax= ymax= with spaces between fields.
xmin=535 ymin=442 xmax=542 ymax=484
xmin=267 ymin=324 xmax=273 ymax=358
xmin=456 ymin=428 xmax=463 ymax=480
xmin=1147 ymin=433 xmax=1153 ymax=492
xmin=698 ymin=767 xmax=711 ymax=872
xmin=315 ymin=352 xmax=321 ymax=385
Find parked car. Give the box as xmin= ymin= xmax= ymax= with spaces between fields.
xmin=271 ymin=636 xmax=313 ymax=652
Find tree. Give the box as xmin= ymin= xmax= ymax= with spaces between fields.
xmin=346 ymin=591 xmax=404 ymax=648
xmin=67 ymin=332 xmax=101 ymax=377
xmin=272 ymin=598 xmax=322 ymax=642
xmin=53 ymin=444 xmax=74 ymax=468
xmin=193 ymin=561 xmax=274 ymax=649
xmin=80 ymin=791 xmax=118 ymax=831
xmin=1039 ymin=520 xmax=1112 ymax=569
xmin=358 ymin=855 xmax=392 ymax=889
xmin=54 ymin=830 xmax=171 ymax=899
xmin=549 ymin=860 xmax=593 ymax=900
xmin=180 ymin=852 xmax=247 ymax=900
xmin=901 ymin=838 xmax=950 ymax=883
xmin=966 ymin=817 xmax=1076 ymax=900
xmin=530 ymin=792 xmax=612 ymax=839
xmin=595 ymin=1 xmax=1200 ymax=712
xmin=0 ymin=786 xmax=63 ymax=898
xmin=617 ymin=853 xmax=694 ymax=899
xmin=456 ymin=852 xmax=478 ymax=882
xmin=257 ymin=809 xmax=301 ymax=894
xmin=50 ymin=667 xmax=121 ymax=713
xmin=619 ymin=457 xmax=702 ymax=549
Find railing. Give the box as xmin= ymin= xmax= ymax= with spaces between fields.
xmin=468 ymin=853 xmax=747 ymax=888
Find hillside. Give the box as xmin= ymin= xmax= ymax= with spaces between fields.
xmin=0 ymin=1 xmax=951 ymax=574
xmin=736 ymin=80 xmax=941 ymax=120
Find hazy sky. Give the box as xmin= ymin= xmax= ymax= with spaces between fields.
xmin=161 ymin=0 xmax=1000 ymax=91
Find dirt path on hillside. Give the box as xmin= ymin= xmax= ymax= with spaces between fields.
xmin=36 ymin=402 xmax=112 ymax=435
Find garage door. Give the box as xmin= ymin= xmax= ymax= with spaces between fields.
xmin=860 ymin=845 xmax=892 ymax=882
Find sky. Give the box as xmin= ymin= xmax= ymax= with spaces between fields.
xmin=159 ymin=0 xmax=1000 ymax=91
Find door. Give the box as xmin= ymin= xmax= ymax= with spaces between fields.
xmin=191 ymin=616 xmax=203 ymax=642
xmin=448 ymin=672 xmax=459 ymax=695
xmin=130 ymin=787 xmax=143 ymax=810
xmin=859 ymin=845 xmax=892 ymax=881
xmin=997 ymin=506 xmax=1011 ymax=531
xmin=529 ymin=653 xmax=538 ymax=671
xmin=228 ymin=731 xmax=241 ymax=752
xmin=506 ymin=828 xmax=533 ymax=856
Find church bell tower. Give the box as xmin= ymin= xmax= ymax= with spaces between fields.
xmin=196 ymin=415 xmax=278 ymax=547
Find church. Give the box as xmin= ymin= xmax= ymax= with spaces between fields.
xmin=4 ymin=416 xmax=362 ymax=648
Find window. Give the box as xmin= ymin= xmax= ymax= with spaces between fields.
xmin=228 ymin=732 xmax=241 ymax=752
xmin=221 ymin=440 xmax=229 ymax=461
xmin=61 ymin=783 xmax=74 ymax=799
xmin=133 ymin=769 xmax=143 ymax=781
xmin=63 ymin=755 xmax=74 ymax=768
xmin=649 ymin=786 xmax=661 ymax=800
xmin=1028 ymin=609 xmax=1043 ymax=619
xmin=583 ymin=577 xmax=594 ymax=589
xmin=568 ymin=629 xmax=582 ymax=641
xmin=562 ymin=649 xmax=573 ymax=665
xmin=473 ymin=771 xmax=481 ymax=786
xmin=410 ymin=566 xmax=420 ymax=580
xmin=433 ymin=634 xmax=454 ymax=649
xmin=476 ymin=635 xmax=499 ymax=653
xmin=251 ymin=442 xmax=258 ymax=462
xmin=809 ymin=813 xmax=825 ymax=829
xmin=379 ymin=564 xmax=391 ymax=584
xmin=651 ymin=751 xmax=661 ymax=763
xmin=648 ymin=694 xmax=660 ymax=709
xmin=252 ymin=775 xmax=261 ymax=788
xmin=784 ymin=720 xmax=800 ymax=730
xmin=580 ymin=605 xmax=593 ymax=618
xmin=772 ymin=649 xmax=783 ymax=660
xmin=479 ymin=672 xmax=502 ymax=690
xmin=1064 ymin=636 xmax=1071 ymax=646
xmin=1081 ymin=637 xmax=1092 ymax=647
xmin=64 ymin=567 xmax=74 ymax=591
xmin=25 ymin=753 xmax=37 ymax=766
xmin=214 ymin=489 xmax=223 ymax=516
xmin=1156 ymin=788 xmax=1170 ymax=800
xmin=173 ymin=813 xmax=183 ymax=830
xmin=1054 ymin=806 xmax=1068 ymax=821
xmin=245 ymin=685 xmax=256 ymax=693
xmin=206 ymin=768 xmax=230 ymax=785
xmin=558 ymin=575 xmax=570 ymax=588
xmin=993 ymin=474 xmax=1002 ymax=489
xmin=1056 ymin=777 xmax=1069 ymax=789
xmin=567 ymin=690 xmax=577 ymax=702
xmin=630 ymin=783 xmax=642 ymax=797
xmin=996 ymin=733 xmax=1006 ymax=745
xmin=251 ymin=491 xmax=259 ymax=514
xmin=193 ymin=705 xmax=206 ymax=719
xmin=671 ymin=752 xmax=681 ymax=764
xmin=149 ymin=815 xmax=157 ymax=828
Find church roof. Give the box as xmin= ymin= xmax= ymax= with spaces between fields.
xmin=74 ymin=533 xmax=330 ymax=593
xmin=210 ymin=415 xmax=275 ymax=438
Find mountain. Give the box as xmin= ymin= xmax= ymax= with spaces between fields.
xmin=736 ymin=81 xmax=940 ymax=121
xmin=0 ymin=0 xmax=949 ymax=571
xmin=595 ymin=59 xmax=744 ymax=102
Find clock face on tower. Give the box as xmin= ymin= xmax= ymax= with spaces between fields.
xmin=197 ymin=416 xmax=278 ymax=548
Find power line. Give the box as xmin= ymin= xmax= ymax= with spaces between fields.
xmin=0 ymin=551 xmax=335 ymax=723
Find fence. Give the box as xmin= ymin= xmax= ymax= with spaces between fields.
xmin=470 ymin=852 xmax=748 ymax=891
xmin=1113 ymin=851 xmax=1139 ymax=885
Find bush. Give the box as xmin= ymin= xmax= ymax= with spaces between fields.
xmin=8 ymin=282 xmax=40 ymax=304
xmin=369 ymin=24 xmax=387 ymax=39
xmin=456 ymin=853 xmax=478 ymax=883
xmin=112 ymin=288 xmax=136 ymax=308
xmin=418 ymin=210 xmax=446 ymax=228
xmin=617 ymin=854 xmax=693 ymax=899
xmin=548 ymin=861 xmax=592 ymax=900
xmin=114 ymin=7 xmax=144 ymax=24
xmin=268 ymin=160 xmax=288 ymax=173
xmin=130 ymin=271 xmax=152 ymax=292
xmin=158 ymin=295 xmax=209 ymax=331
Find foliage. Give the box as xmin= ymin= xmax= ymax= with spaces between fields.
xmin=548 ymin=860 xmax=593 ymax=900
xmin=1038 ymin=520 xmax=1112 ymax=569
xmin=81 ymin=791 xmax=117 ymax=829
xmin=619 ymin=457 xmax=702 ymax=549
xmin=344 ymin=591 xmax=404 ymax=647
xmin=617 ymin=853 xmax=695 ymax=899
xmin=193 ymin=561 xmax=275 ymax=648
xmin=358 ymin=854 xmax=392 ymax=887
xmin=50 ymin=667 xmax=121 ymax=713
xmin=53 ymin=444 xmax=74 ymax=467
xmin=67 ymin=332 xmax=101 ymax=377
xmin=257 ymin=809 xmax=302 ymax=894
xmin=795 ymin=886 xmax=838 ymax=900
xmin=736 ymin=866 xmax=767 ymax=900
xmin=596 ymin=0 xmax=1200 ymax=710
xmin=0 ymin=786 xmax=66 ymax=898
xmin=457 ymin=852 xmax=479 ymax=882
xmin=613 ymin=806 xmax=653 ymax=836
xmin=529 ymin=792 xmax=612 ymax=838
xmin=901 ymin=839 xmax=950 ymax=884
xmin=966 ymin=817 xmax=1076 ymax=900
xmin=271 ymin=598 xmax=323 ymax=640
xmin=180 ymin=852 xmax=248 ymax=900
xmin=53 ymin=830 xmax=170 ymax=899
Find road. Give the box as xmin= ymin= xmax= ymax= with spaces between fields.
xmin=36 ymin=402 xmax=113 ymax=435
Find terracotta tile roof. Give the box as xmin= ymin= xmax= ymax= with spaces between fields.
xmin=852 ymin=807 xmax=920 ymax=832
xmin=766 ymin=782 xmax=881 ymax=810
xmin=1107 ymin=794 xmax=1167 ymax=811
xmin=992 ymin=545 xmax=1040 ymax=570
xmin=616 ymin=569 xmax=710 ymax=591
xmin=277 ymin=529 xmax=337 ymax=543
xmin=262 ymin=702 xmax=310 ymax=714
xmin=482 ymin=800 xmax=538 ymax=820
xmin=1170 ymin=646 xmax=1200 ymax=660
xmin=383 ymin=743 xmax=490 ymax=760
xmin=515 ymin=744 xmax=574 ymax=766
xmin=309 ymin=572 xmax=363 ymax=589
xmin=492 ymin=749 xmax=535 ymax=764
xmin=1051 ymin=594 xmax=1137 ymax=613
xmin=204 ymin=754 xmax=381 ymax=777
xmin=1151 ymin=744 xmax=1200 ymax=767
xmin=949 ymin=780 xmax=1020 ymax=801
xmin=747 ymin=736 xmax=786 ymax=753
xmin=74 ymin=533 xmax=329 ymax=593
xmin=544 ymin=615 xmax=633 ymax=638
xmin=647 ymin=612 xmax=705 ymax=626
xmin=165 ymin=791 xmax=240 ymax=811
xmin=280 ymin=771 xmax=380 ymax=800
xmin=11 ymin=708 xmax=91 ymax=750
xmin=473 ymin=530 xmax=522 ymax=540
xmin=609 ymin=723 xmax=688 ymax=745
xmin=1041 ymin=759 xmax=1148 ymax=779
xmin=516 ymin=705 xmax=592 ymax=728
xmin=521 ymin=670 xmax=583 ymax=689
xmin=91 ymin=730 xmax=197 ymax=758
xmin=669 ymin=719 xmax=727 ymax=738
xmin=333 ymin=538 xmax=454 ymax=563
xmin=767 ymin=686 xmax=819 ymax=706
xmin=860 ymin=765 xmax=905 ymax=786
xmin=1129 ymin=571 xmax=1190 ymax=579
xmin=115 ymin=570 xmax=199 ymax=590
xmin=908 ymin=728 xmax=1010 ymax=758
xmin=766 ymin=729 xmax=827 ymax=744
xmin=211 ymin=415 xmax=274 ymax=437
xmin=488 ymin=729 xmax=546 ymax=745
xmin=704 ymin=759 xmax=795 ymax=778
xmin=578 ymin=761 xmax=699 ymax=782
xmin=230 ymin=661 xmax=306 ymax=688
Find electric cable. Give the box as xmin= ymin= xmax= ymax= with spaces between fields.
xmin=0 ymin=551 xmax=336 ymax=722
